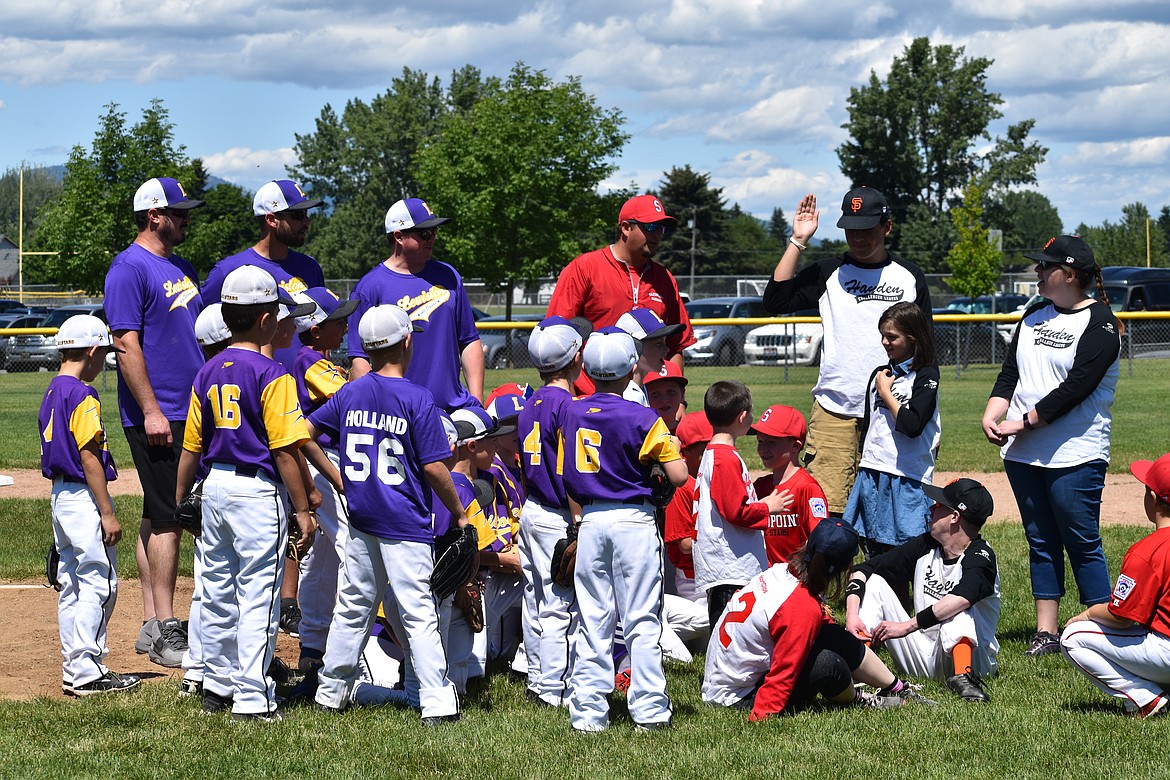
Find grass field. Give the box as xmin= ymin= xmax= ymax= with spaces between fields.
xmin=2 ymin=363 xmax=1169 ymax=778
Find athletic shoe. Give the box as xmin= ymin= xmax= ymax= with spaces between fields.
xmin=135 ymin=618 xmax=158 ymax=654
xmin=1025 ymin=631 xmax=1061 ymax=657
xmin=71 ymin=671 xmax=141 ymax=696
xmin=1132 ymin=696 xmax=1169 ymax=720
xmin=232 ymin=708 xmax=284 ymax=723
xmin=298 ymin=647 xmax=325 ymax=673
xmin=883 ymin=680 xmax=938 ymax=706
xmin=202 ymin=690 xmax=233 ymax=714
xmin=614 ymin=669 xmax=631 ymax=694
xmin=179 ymin=678 xmax=203 ymax=697
xmin=279 ymin=600 xmax=302 ymax=638
xmin=313 ymin=701 xmax=346 ymax=715
xmin=61 ymin=681 xmax=74 ymax=696
xmin=633 ymin=720 xmax=672 ymax=733
xmin=946 ymin=669 xmax=990 ymax=703
xmin=267 ymin=656 xmax=303 ymax=686
xmin=149 ymin=617 xmax=188 ymax=668
xmin=525 ymin=689 xmax=554 ymax=708
xmin=421 ymin=713 xmax=461 ymax=726
xmin=854 ymin=690 xmax=906 ymax=709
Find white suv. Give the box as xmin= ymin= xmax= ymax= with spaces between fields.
xmin=743 ymin=310 xmax=823 ymax=366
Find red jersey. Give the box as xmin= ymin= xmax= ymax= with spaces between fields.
xmin=1109 ymin=527 xmax=1170 ymax=637
xmin=753 ymin=468 xmax=829 ymax=566
xmin=664 ymin=475 xmax=698 ymax=577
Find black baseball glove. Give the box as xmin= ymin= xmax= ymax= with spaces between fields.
xmin=550 ymin=523 xmax=579 ymax=589
xmin=431 ymin=524 xmax=479 ymax=600
xmin=45 ymin=542 xmax=62 ymax=592
xmin=649 ymin=462 xmax=676 ymax=508
xmin=174 ymin=480 xmax=204 ymax=537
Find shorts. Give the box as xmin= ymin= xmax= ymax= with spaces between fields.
xmin=123 ymin=421 xmax=186 ymax=530
xmin=803 ymin=400 xmax=860 ymax=515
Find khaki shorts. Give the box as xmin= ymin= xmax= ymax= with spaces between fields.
xmin=803 ymin=400 xmax=861 ymax=515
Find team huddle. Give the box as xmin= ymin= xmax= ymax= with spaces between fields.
xmin=38 ymin=176 xmax=1170 ymax=726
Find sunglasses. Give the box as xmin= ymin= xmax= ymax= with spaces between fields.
xmin=280 ymin=210 xmax=311 ymax=222
xmin=629 ymin=221 xmax=669 ymax=234
xmin=157 ymin=208 xmax=190 ymax=219
xmin=403 ymin=227 xmax=437 ymax=240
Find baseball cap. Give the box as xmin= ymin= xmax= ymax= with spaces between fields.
xmin=750 ymin=404 xmax=807 ymax=442
xmin=438 ymin=412 xmax=459 ymax=448
xmin=451 ymin=406 xmax=516 ymax=444
xmin=643 ymin=359 xmax=688 ymax=388
xmin=385 ymin=198 xmax=451 ymax=233
xmin=1130 ymin=454 xmax=1170 ymax=504
xmin=921 ymin=478 xmax=994 ymax=528
xmin=582 ymin=328 xmax=639 ymax=381
xmin=804 ymin=520 xmax=859 ymax=574
xmin=220 ymin=265 xmax=302 ymax=307
xmin=133 ymin=177 xmax=204 ymax=212
xmin=487 ymin=394 xmax=526 ymax=424
xmin=618 ymin=194 xmax=678 ymax=226
xmin=1023 ymin=235 xmax=1098 ymax=274
xmin=836 ymin=186 xmax=889 ymax=230
xmin=55 ymin=314 xmax=123 ymax=352
xmin=485 ymin=382 xmax=532 ymax=410
xmin=194 ymin=303 xmax=231 ymax=347
xmin=253 ymin=180 xmax=324 ymax=215
xmin=676 ymin=411 xmax=713 ymax=449
xmin=529 ymin=315 xmax=587 ymax=372
xmin=357 ymin=304 xmax=423 ymax=351
xmin=616 ymin=308 xmax=685 ymax=341
xmin=293 ymin=287 xmax=360 ymax=333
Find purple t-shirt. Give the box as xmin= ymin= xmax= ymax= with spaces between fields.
xmin=104 ymin=243 xmax=204 ymax=427
xmin=517 ymin=384 xmax=573 ymax=508
xmin=432 ymin=471 xmax=478 ymax=541
xmin=558 ymin=392 xmax=681 ymax=506
xmin=309 ymin=374 xmax=451 ymax=543
xmin=39 ymin=375 xmax=117 ymax=483
xmin=183 ymin=347 xmax=309 ymax=482
xmin=347 ymin=260 xmax=480 ymax=413
xmin=202 ymin=247 xmax=326 ymax=370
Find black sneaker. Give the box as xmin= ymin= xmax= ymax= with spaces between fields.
xmin=633 ymin=719 xmax=673 ymax=733
xmin=267 ymin=656 xmax=303 ymax=686
xmin=70 ymin=671 xmax=141 ymax=696
xmin=232 ymin=708 xmax=284 ymax=723
xmin=421 ymin=713 xmax=461 ymax=726
xmin=279 ymin=600 xmax=302 ymax=638
xmin=179 ymin=678 xmax=203 ymax=697
xmin=1025 ymin=631 xmax=1061 ymax=658
xmin=525 ymin=689 xmax=554 ymax=708
xmin=202 ymin=690 xmax=234 ymax=714
xmin=150 ymin=617 xmax=189 ymax=668
xmin=946 ymin=669 xmax=990 ymax=702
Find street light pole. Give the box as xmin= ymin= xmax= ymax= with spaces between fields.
xmin=688 ymin=205 xmax=698 ymax=299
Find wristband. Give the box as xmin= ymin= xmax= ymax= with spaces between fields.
xmin=915 ymin=606 xmax=940 ymax=630
xmin=1023 ymin=415 xmax=1035 ymax=431
xmin=789 ymin=236 xmax=807 ymax=252
xmin=844 ymin=578 xmax=866 ymax=601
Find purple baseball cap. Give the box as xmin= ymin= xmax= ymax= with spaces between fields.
xmin=385 ymin=198 xmax=451 ymax=233
xmin=616 ymin=308 xmax=684 ymax=341
xmin=133 ymin=177 xmax=204 ymax=211
xmin=292 ymin=287 xmax=361 ymax=333
xmin=253 ymin=180 xmax=324 ymax=215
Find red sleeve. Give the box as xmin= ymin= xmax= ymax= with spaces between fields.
xmin=662 ymin=268 xmax=696 ymax=354
xmin=664 ymin=477 xmax=697 ymax=544
xmin=1108 ymin=549 xmax=1160 ymax=627
xmin=546 ymin=256 xmax=589 ymax=319
xmin=711 ymin=447 xmax=770 ymax=529
xmin=799 ymin=473 xmax=828 ymax=535
xmin=749 ymin=589 xmax=823 ymax=720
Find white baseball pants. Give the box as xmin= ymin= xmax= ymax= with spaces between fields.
xmin=519 ymin=500 xmax=578 ymax=706
xmin=297 ymin=448 xmax=349 ymax=655
xmin=660 ymin=594 xmax=710 ymax=664
xmin=470 ymin=569 xmax=523 ymax=674
xmin=439 ymin=591 xmax=476 ymax=695
xmin=182 ymin=534 xmax=204 ymax=683
xmin=1062 ymin=620 xmax=1170 ymax=712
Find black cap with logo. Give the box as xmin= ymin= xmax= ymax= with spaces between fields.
xmin=836 ymin=186 xmax=890 ymax=230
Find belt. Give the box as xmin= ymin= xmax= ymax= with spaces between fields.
xmin=52 ymin=476 xmax=85 ymax=485
xmin=211 ymin=463 xmax=260 ymax=478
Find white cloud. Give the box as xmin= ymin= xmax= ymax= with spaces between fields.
xmin=1064 ymin=137 xmax=1170 ymax=168
xmin=0 ymin=99 xmax=6 ymax=110
xmin=708 ymin=87 xmax=839 ymax=144
xmin=202 ymin=147 xmax=298 ymax=190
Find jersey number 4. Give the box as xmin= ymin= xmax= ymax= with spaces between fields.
xmin=718 ymin=590 xmax=758 ymax=648
xmin=345 ymin=433 xmax=406 ymax=486
xmin=523 ymin=422 xmax=542 ymax=466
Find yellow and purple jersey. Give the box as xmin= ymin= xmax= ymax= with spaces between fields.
xmin=432 ymin=471 xmax=490 ymax=544
xmin=292 ymin=345 xmax=348 ymax=450
xmin=518 ymin=384 xmax=573 ymax=508
xmin=557 ymin=392 xmax=681 ymax=506
xmin=481 ymin=459 xmax=522 ymax=551
xmin=38 ymin=376 xmax=117 ymax=483
xmin=183 ymin=347 xmax=309 ymax=482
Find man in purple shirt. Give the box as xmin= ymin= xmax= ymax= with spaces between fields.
xmin=104 ymin=176 xmax=205 ymax=668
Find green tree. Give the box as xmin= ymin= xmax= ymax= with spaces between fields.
xmin=178 ymin=178 xmax=256 ymax=277
xmin=1158 ymin=206 xmax=1170 ymax=258
xmin=0 ymin=165 xmax=62 ymax=250
xmin=837 ymin=37 xmax=1047 ymax=239
xmin=769 ymin=207 xmax=790 ymax=242
xmin=415 ymin=63 xmax=627 ymax=317
xmin=986 ymin=190 xmax=1063 ymax=265
xmin=1077 ymin=203 xmax=1170 ymax=268
xmin=656 ymin=165 xmax=729 ymax=276
xmin=724 ymin=206 xmax=783 ymax=277
xmin=899 ymin=203 xmax=958 ymax=273
xmin=946 ymin=182 xmax=1001 ymax=297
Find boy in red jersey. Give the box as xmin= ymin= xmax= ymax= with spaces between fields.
xmin=751 ymin=405 xmax=828 ymax=566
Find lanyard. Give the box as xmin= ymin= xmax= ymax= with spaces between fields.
xmin=611 ymin=245 xmax=640 ymax=305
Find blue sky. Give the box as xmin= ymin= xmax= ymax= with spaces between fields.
xmin=3 ymin=1 xmax=1170 ymax=241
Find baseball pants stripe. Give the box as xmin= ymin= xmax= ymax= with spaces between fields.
xmin=519 ymin=500 xmax=579 ymax=705
xmin=1061 ymin=620 xmax=1170 ymax=711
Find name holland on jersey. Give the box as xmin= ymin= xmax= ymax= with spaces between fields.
xmin=345 ymin=409 xmax=410 ymax=434
xmin=841 ymin=279 xmax=906 ymax=304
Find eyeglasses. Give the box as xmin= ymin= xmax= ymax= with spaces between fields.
xmin=279 ymin=210 xmax=311 ymax=223
xmin=402 ymin=227 xmax=437 ymax=240
xmin=628 ymin=221 xmax=669 ymax=234
xmin=157 ymin=208 xmax=190 ymax=219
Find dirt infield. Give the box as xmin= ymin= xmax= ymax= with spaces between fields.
xmin=0 ymin=466 xmax=1150 ymax=700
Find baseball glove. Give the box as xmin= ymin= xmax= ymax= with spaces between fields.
xmin=431 ymin=524 xmax=479 ymax=600
xmin=550 ymin=523 xmax=579 ymax=589
xmin=454 ymin=577 xmax=485 ymax=633
xmin=649 ymin=462 xmax=676 ymax=508
xmin=45 ymin=542 xmax=62 ymax=592
xmin=286 ymin=511 xmax=316 ymax=563
xmin=174 ymin=480 xmax=204 ymax=537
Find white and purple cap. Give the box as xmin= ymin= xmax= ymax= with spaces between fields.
xmin=133 ymin=177 xmax=204 ymax=212
xmin=292 ymin=287 xmax=360 ymax=333
xmin=358 ymin=304 xmax=423 ymax=351
xmin=194 ymin=303 xmax=231 ymax=347
xmin=253 ymin=179 xmax=324 ymax=215
xmin=528 ymin=315 xmax=586 ymax=372
xmin=452 ymin=405 xmax=514 ymax=444
xmin=220 ymin=265 xmax=304 ymax=309
xmin=616 ymin=308 xmax=684 ymax=341
xmin=582 ymin=327 xmax=638 ymax=381
xmin=385 ymin=198 xmax=451 ymax=233
xmin=56 ymin=314 xmax=123 ymax=352
xmin=439 ymin=411 xmax=459 ymax=448
xmin=487 ymin=394 xmax=526 ymax=425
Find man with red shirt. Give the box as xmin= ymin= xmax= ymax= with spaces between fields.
xmin=547 ymin=194 xmax=695 ymax=393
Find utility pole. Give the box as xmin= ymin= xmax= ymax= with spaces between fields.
xmin=688 ymin=205 xmax=698 ymax=299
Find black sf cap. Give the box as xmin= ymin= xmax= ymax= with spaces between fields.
xmin=921 ymin=478 xmax=993 ymax=527
xmin=836 ymin=186 xmax=890 ymax=229
xmin=1023 ymin=235 xmax=1098 ymax=274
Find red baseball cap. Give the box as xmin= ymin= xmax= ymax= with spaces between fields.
xmin=676 ymin=411 xmax=713 ymax=449
xmin=643 ymin=359 xmax=688 ymax=388
xmin=618 ymin=194 xmax=677 ymax=225
xmin=1131 ymin=454 xmax=1170 ymax=503
xmin=750 ymin=404 xmax=807 ymax=442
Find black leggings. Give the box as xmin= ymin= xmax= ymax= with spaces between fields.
xmin=736 ymin=623 xmax=867 ymax=714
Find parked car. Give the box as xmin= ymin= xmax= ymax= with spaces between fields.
xmin=683 ymin=296 xmax=769 ymax=366
xmin=934 ymin=320 xmax=1009 ymax=365
xmin=744 ymin=309 xmax=823 ymax=366
xmin=481 ymin=313 xmax=543 ymax=369
xmin=944 ymin=293 xmax=1030 ymax=315
xmin=7 ymin=304 xmax=105 ymax=371
xmin=0 ymin=312 xmax=47 ymax=371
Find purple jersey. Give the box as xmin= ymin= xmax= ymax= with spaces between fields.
xmin=486 ymin=455 xmax=523 ymax=546
xmin=309 ymin=374 xmax=451 ymax=543
xmin=38 ymin=376 xmax=117 ymax=483
xmin=202 ymin=248 xmax=325 ymax=370
xmin=292 ymin=345 xmax=348 ymax=451
xmin=104 ymin=243 xmax=204 ymax=427
xmin=346 ymin=260 xmax=480 ymax=413
xmin=517 ymin=384 xmax=573 ymax=508
xmin=558 ymin=392 xmax=681 ymax=506
xmin=432 ymin=471 xmax=488 ymax=541
xmin=183 ymin=347 xmax=309 ymax=482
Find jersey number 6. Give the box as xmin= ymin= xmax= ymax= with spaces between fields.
xmin=345 ymin=433 xmax=406 ymax=486
xmin=575 ymin=428 xmax=602 ymax=474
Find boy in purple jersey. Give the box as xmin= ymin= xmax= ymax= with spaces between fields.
xmin=517 ymin=315 xmax=586 ymax=706
xmin=39 ymin=315 xmax=140 ymax=697
xmin=558 ymin=327 xmax=689 ymax=733
xmin=176 ymin=265 xmax=317 ymax=722
xmin=308 ymin=304 xmax=468 ymax=724
xmin=201 ymin=179 xmax=326 ymax=371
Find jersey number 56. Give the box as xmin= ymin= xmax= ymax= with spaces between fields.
xmin=345 ymin=433 xmax=406 ymax=486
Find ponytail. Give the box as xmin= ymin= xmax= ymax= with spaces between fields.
xmin=1089 ymin=268 xmax=1125 ymax=336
